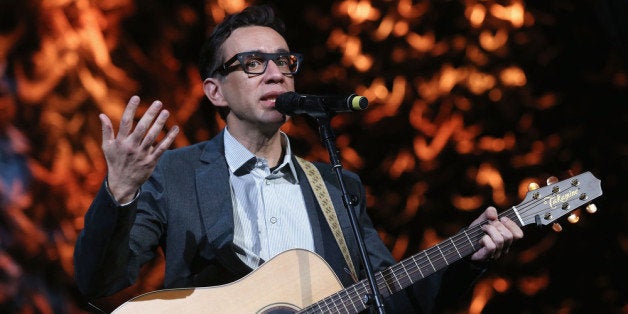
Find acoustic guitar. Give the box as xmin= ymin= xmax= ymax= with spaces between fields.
xmin=112 ymin=171 xmax=602 ymax=313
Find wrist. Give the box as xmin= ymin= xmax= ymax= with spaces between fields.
xmin=105 ymin=176 xmax=139 ymax=205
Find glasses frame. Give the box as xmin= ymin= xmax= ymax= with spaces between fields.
xmin=214 ymin=51 xmax=304 ymax=76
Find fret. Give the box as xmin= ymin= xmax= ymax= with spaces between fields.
xmin=392 ymin=265 xmax=404 ymax=291
xmin=424 ymin=250 xmax=436 ymax=272
xmin=356 ymin=282 xmax=370 ymax=311
xmin=412 ymin=255 xmax=424 ymax=278
xmin=379 ymin=269 xmax=394 ymax=295
xmin=345 ymin=286 xmax=359 ymax=313
xmin=450 ymin=237 xmax=462 ymax=258
xmin=436 ymin=245 xmax=449 ymax=265
xmin=401 ymin=260 xmax=412 ymax=285
xmin=338 ymin=292 xmax=349 ymax=313
xmin=464 ymin=228 xmax=477 ymax=251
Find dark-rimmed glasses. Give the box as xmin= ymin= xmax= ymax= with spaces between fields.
xmin=214 ymin=51 xmax=303 ymax=76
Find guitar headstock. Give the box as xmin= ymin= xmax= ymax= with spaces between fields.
xmin=517 ymin=171 xmax=602 ymax=227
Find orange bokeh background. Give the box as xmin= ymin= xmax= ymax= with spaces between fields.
xmin=0 ymin=0 xmax=625 ymax=313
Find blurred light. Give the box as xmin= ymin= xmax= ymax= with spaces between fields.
xmin=586 ymin=204 xmax=598 ymax=214
xmin=452 ymin=194 xmax=484 ymax=211
xmin=500 ymin=66 xmax=527 ymax=86
xmin=397 ymin=0 xmax=428 ymax=19
xmin=492 ymin=277 xmax=511 ymax=293
xmin=469 ymin=280 xmax=494 ymax=314
xmin=353 ymin=54 xmax=373 ymax=72
xmin=373 ymin=14 xmax=395 ymax=41
xmin=467 ymin=70 xmax=496 ymax=95
xmin=393 ymin=20 xmax=410 ymax=37
xmin=466 ymin=45 xmax=490 ymax=66
xmin=518 ymin=274 xmax=549 ymax=296
xmin=476 ymin=162 xmax=508 ymax=205
xmin=413 ymin=114 xmax=462 ymax=161
xmin=479 ymin=29 xmax=508 ymax=51
xmin=490 ymin=1 xmax=525 ymax=28
xmin=338 ymin=0 xmax=380 ymax=23
xmin=537 ymin=93 xmax=558 ymax=109
xmin=217 ymin=0 xmax=248 ymax=14
xmin=406 ymin=31 xmax=435 ymax=52
xmin=390 ymin=234 xmax=409 ymax=260
xmin=403 ymin=182 xmax=427 ymax=218
xmin=388 ymin=149 xmax=416 ymax=179
xmin=466 ymin=4 xmax=487 ymax=28
xmin=488 ymin=88 xmax=502 ymax=101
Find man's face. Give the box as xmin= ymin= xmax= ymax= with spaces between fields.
xmin=213 ymin=26 xmax=295 ymax=132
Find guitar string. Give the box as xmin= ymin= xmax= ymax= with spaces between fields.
xmin=368 ymin=183 xmax=584 ymax=310
xmin=376 ymin=182 xmax=584 ymax=294
xmin=301 ymin=181 xmax=587 ymax=313
xmin=303 ymin=183 xmax=578 ymax=313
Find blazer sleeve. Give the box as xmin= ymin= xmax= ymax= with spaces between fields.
xmin=73 ymin=167 xmax=168 ymax=298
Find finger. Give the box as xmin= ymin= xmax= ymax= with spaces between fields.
xmin=483 ymin=223 xmax=505 ymax=253
xmin=118 ymin=96 xmax=141 ymax=138
xmin=480 ymin=234 xmax=497 ymax=259
xmin=501 ymin=217 xmax=524 ymax=239
xmin=150 ymin=125 xmax=179 ymax=158
xmin=484 ymin=206 xmax=498 ymax=221
xmin=470 ymin=206 xmax=498 ymax=226
xmin=129 ymin=100 xmax=163 ymax=144
xmin=140 ymin=109 xmax=170 ymax=150
xmin=494 ymin=222 xmax=514 ymax=251
xmin=100 ymin=114 xmax=114 ymax=143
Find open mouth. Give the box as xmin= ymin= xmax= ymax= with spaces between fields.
xmin=261 ymin=92 xmax=285 ymax=108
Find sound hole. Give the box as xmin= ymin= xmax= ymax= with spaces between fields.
xmin=258 ymin=303 xmax=299 ymax=314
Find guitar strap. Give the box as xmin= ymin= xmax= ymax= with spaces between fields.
xmin=296 ymin=156 xmax=358 ymax=280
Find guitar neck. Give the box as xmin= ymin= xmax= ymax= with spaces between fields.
xmin=300 ymin=208 xmax=521 ymax=313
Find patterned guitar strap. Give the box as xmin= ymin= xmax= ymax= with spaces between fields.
xmin=295 ymin=156 xmax=358 ymax=281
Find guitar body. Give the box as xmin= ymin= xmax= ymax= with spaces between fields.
xmin=112 ymin=249 xmax=343 ymax=313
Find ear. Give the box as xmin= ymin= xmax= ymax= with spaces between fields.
xmin=203 ymin=78 xmax=228 ymax=108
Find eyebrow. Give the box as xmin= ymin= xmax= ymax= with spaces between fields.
xmin=245 ymin=48 xmax=291 ymax=54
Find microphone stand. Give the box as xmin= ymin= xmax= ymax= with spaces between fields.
xmin=309 ymin=112 xmax=386 ymax=314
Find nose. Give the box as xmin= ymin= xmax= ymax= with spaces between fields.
xmin=263 ymin=59 xmax=286 ymax=82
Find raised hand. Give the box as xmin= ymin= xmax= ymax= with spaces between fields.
xmin=470 ymin=206 xmax=524 ymax=262
xmin=100 ymin=96 xmax=179 ymax=203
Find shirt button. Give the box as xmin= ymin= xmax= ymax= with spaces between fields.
xmin=270 ymin=217 xmax=277 ymax=224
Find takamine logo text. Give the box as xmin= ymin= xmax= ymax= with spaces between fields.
xmin=544 ymin=189 xmax=579 ymax=208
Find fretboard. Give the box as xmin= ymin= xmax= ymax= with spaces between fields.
xmin=299 ymin=208 xmax=521 ymax=313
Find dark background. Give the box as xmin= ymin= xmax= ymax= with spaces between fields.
xmin=0 ymin=0 xmax=625 ymax=313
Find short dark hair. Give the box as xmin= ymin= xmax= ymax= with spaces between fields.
xmin=198 ymin=5 xmax=287 ymax=81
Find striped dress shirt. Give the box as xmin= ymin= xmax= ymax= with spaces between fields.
xmin=224 ymin=128 xmax=315 ymax=269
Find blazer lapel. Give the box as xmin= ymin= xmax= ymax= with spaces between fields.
xmin=196 ymin=132 xmax=250 ymax=276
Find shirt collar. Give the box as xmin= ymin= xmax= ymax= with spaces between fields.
xmin=223 ymin=128 xmax=299 ymax=183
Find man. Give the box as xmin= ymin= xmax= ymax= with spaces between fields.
xmin=74 ymin=5 xmax=523 ymax=313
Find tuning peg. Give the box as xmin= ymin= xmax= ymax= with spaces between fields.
xmin=567 ymin=212 xmax=580 ymax=224
xmin=586 ymin=203 xmax=598 ymax=214
xmin=528 ymin=182 xmax=540 ymax=191
xmin=552 ymin=223 xmax=563 ymax=232
xmin=546 ymin=176 xmax=559 ymax=185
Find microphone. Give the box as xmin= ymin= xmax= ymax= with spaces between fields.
xmin=275 ymin=92 xmax=368 ymax=116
